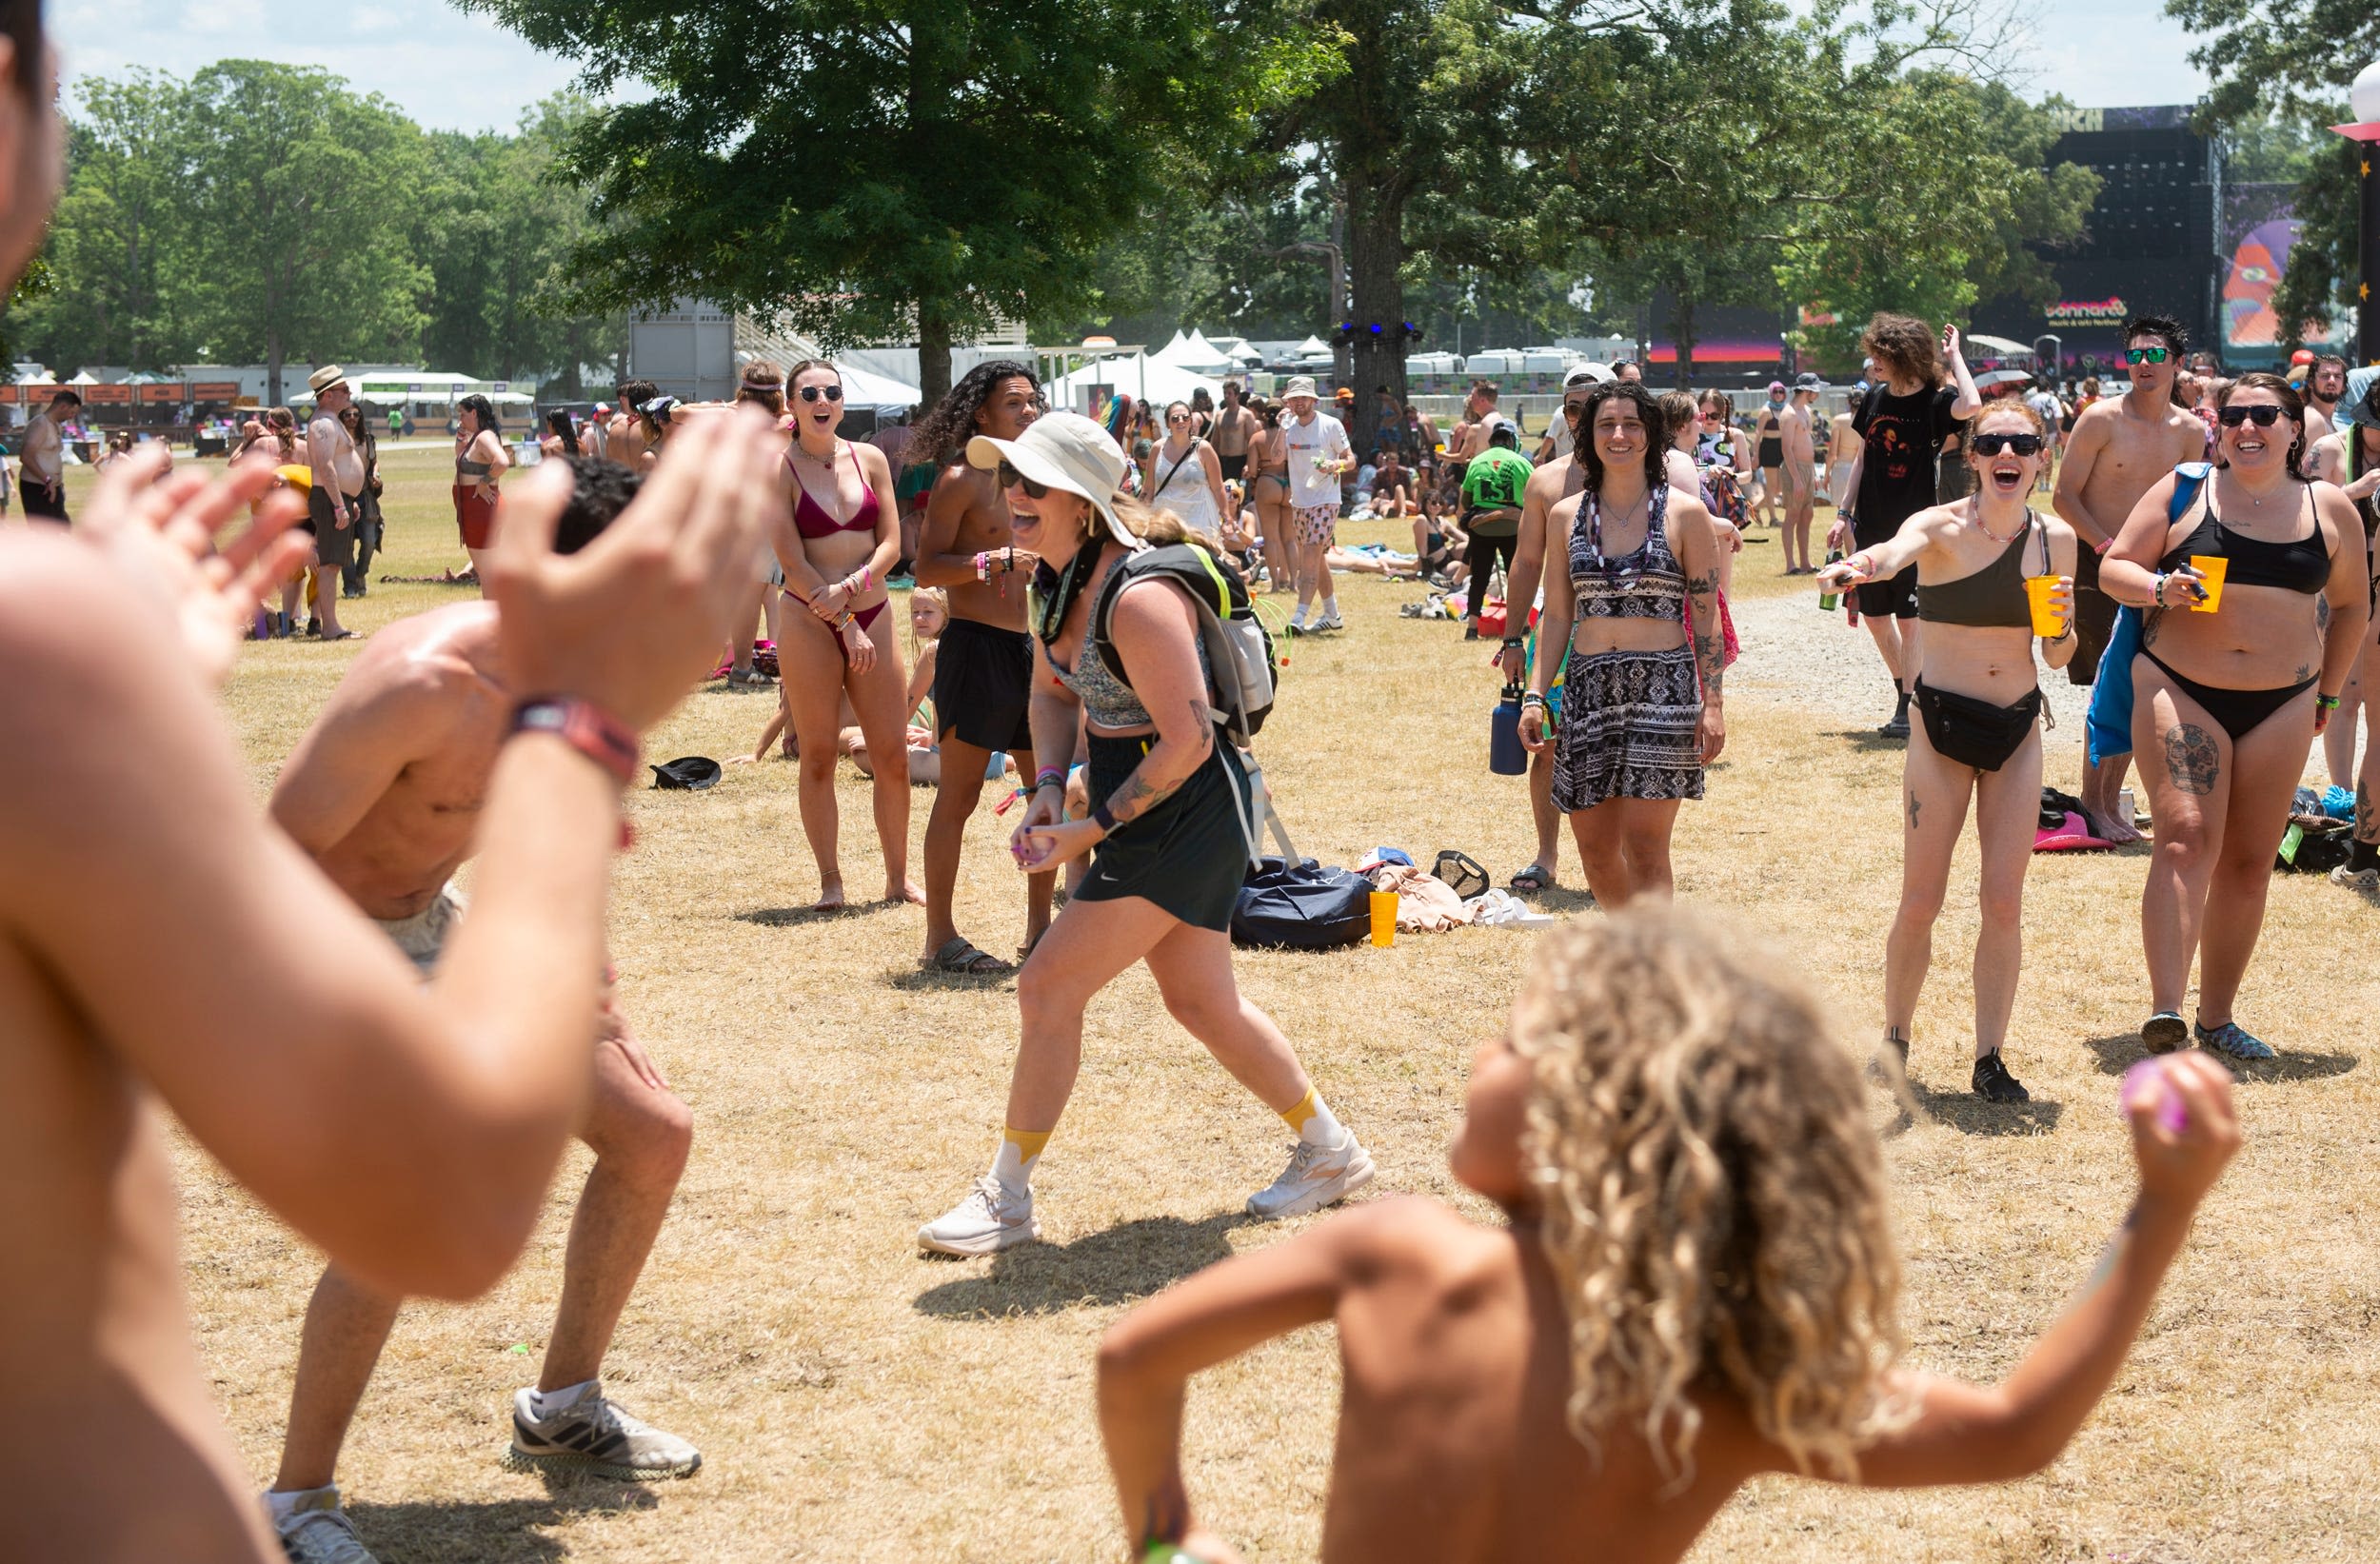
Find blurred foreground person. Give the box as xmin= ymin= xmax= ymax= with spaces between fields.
xmin=1099 ymin=910 xmax=2241 ymax=1564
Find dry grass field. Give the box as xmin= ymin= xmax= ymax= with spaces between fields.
xmin=94 ymin=444 xmax=2380 ymax=1559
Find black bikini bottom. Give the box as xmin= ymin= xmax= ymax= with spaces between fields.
xmin=2140 ymin=651 xmax=2315 ymax=743
xmin=1912 ymin=680 xmax=2041 ymax=771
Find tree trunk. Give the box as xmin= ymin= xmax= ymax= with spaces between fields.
xmin=1671 ymin=287 xmax=1696 ymax=390
xmin=917 ymin=305 xmax=953 ymax=411
xmin=1343 ymin=177 xmax=1409 ymax=422
xmin=267 ymin=329 xmax=284 ymax=409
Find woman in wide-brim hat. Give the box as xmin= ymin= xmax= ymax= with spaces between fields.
xmin=916 ymin=412 xmax=1374 ymax=1257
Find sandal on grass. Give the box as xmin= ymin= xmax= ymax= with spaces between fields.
xmin=1508 ymin=864 xmax=1554 ymax=893
xmin=925 ymin=938 xmax=1015 ymax=977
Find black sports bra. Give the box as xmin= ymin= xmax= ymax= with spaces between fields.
xmin=2159 ymin=483 xmax=2329 ymax=595
xmin=1917 ymin=513 xmax=2043 ymax=629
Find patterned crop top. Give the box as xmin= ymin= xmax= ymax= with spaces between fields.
xmin=1046 ymin=562 xmax=1212 ymax=730
xmin=1568 ymin=481 xmax=1688 ymax=620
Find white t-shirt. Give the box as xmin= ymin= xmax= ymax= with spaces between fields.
xmin=2027 ymin=390 xmax=2064 ymax=431
xmin=1281 ymin=410 xmax=1352 ymax=508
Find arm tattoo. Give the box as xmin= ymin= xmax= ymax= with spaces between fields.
xmin=1685 ymin=568 xmax=1719 ymax=595
xmin=2162 ymin=723 xmax=2220 ymax=796
xmin=1101 ymin=701 xmax=1213 ymax=828
xmin=1693 ymin=629 xmax=1725 ymax=692
xmin=1908 ymin=795 xmax=1922 ymax=831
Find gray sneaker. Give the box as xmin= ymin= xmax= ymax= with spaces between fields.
xmin=1247 ymin=1135 xmax=1375 ymax=1219
xmin=271 ymin=1487 xmax=378 ymax=1564
xmin=504 ymin=1383 xmax=701 ymax=1479
xmin=918 ymin=1175 xmax=1040 ymax=1257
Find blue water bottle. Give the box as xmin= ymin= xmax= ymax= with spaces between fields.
xmin=1490 ymin=683 xmax=1528 ymax=775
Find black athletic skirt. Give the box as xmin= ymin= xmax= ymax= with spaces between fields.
xmin=1076 ymin=730 xmax=1251 ymax=931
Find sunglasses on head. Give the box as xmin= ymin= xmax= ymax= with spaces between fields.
xmin=798 ymin=384 xmax=843 ymax=404
xmin=2123 ymin=346 xmax=2172 ymax=366
xmin=2216 ymin=404 xmax=2285 ymax=427
xmin=997 ymin=461 xmax=1051 ymax=498
xmin=1970 ymin=432 xmax=2044 ymax=457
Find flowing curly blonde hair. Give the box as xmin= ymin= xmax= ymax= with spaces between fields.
xmin=1511 ymin=908 xmax=1910 ymax=1487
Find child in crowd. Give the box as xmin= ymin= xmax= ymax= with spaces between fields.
xmin=1098 ymin=909 xmax=2238 ymax=1563
xmin=735 ymin=588 xmax=953 ymax=787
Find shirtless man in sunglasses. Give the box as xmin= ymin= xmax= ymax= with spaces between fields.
xmin=2053 ymin=314 xmax=2211 ymax=842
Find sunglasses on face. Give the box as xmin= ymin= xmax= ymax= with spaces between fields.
xmin=1970 ymin=432 xmax=2044 ymax=456
xmin=2217 ymin=404 xmax=2285 ymax=427
xmin=1167 ymin=413 xmax=1188 ymax=424
xmin=997 ymin=461 xmax=1052 ymax=498
xmin=2123 ymin=346 xmax=2171 ymax=366
xmin=798 ymin=385 xmax=844 ymax=404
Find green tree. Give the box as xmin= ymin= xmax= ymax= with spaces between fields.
xmin=416 ymin=96 xmax=625 ymax=390
xmin=15 ymin=69 xmax=196 ymax=372
xmin=459 ymin=0 xmax=1327 ymax=406
xmin=177 ymin=61 xmax=430 ymax=405
xmin=2165 ymin=0 xmax=2370 ymax=347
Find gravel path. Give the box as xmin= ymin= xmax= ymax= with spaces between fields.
xmin=1727 ymin=581 xmax=2093 ymax=767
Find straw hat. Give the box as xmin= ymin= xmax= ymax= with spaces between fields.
xmin=307 ymin=365 xmax=348 ymax=394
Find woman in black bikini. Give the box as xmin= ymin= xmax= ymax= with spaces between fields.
xmin=771 ymin=359 xmax=921 ymax=911
xmin=2102 ymin=372 xmax=2370 ymax=1059
xmin=1818 ymin=400 xmax=2078 ymax=1102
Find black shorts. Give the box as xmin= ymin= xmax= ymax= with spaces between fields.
xmin=1851 ymin=515 xmax=1918 ymax=619
xmin=22 ymin=474 xmax=66 ymax=524
xmin=933 ymin=617 xmax=1035 ymax=754
xmin=1079 ymin=733 xmax=1250 ymax=931
xmin=307 ymin=485 xmax=361 ymax=568
xmin=2068 ymin=547 xmax=2116 ymax=685
xmin=1219 ymin=453 xmax=1246 ymax=483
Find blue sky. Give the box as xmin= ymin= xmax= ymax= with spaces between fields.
xmin=54 ymin=0 xmax=2212 ymax=134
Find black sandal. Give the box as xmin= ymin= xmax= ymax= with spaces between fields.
xmin=1508 ymin=864 xmax=1554 ymax=893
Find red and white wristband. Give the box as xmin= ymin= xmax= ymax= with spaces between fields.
xmin=512 ymin=698 xmax=641 ymax=788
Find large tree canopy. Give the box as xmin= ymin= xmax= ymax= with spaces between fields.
xmin=459 ymin=0 xmax=1330 ymax=403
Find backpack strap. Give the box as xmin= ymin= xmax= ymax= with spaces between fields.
xmin=2170 ymin=460 xmax=2212 ymax=523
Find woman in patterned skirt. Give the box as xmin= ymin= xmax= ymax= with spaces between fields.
xmin=1518 ymin=380 xmax=1728 ymax=906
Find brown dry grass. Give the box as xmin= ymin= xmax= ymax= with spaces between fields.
xmin=129 ymin=448 xmax=2380 ymax=1560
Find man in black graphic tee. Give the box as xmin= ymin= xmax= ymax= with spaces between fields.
xmin=1835 ymin=313 xmax=1981 ymax=737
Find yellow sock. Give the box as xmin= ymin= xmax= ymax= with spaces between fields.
xmin=992 ymin=1127 xmax=1049 ymax=1195
xmin=1279 ymin=1087 xmax=1345 ymax=1147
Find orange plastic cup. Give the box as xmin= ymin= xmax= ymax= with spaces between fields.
xmin=1368 ymin=891 xmax=1398 ymax=947
xmin=2022 ymin=575 xmax=2063 ymax=638
xmin=2188 ymin=554 xmax=2226 ymax=613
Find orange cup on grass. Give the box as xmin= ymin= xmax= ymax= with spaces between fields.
xmin=1368 ymin=891 xmax=1398 ymax=947
xmin=2022 ymin=575 xmax=2064 ymax=638
xmin=2188 ymin=554 xmax=2226 ymax=612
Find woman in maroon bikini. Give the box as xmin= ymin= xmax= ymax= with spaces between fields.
xmin=773 ymin=359 xmax=922 ymax=911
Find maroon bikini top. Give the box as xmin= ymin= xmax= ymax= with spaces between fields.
xmin=788 ymin=445 xmax=881 ymax=540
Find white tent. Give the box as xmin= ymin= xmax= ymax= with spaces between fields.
xmin=1294 ymin=335 xmax=1331 ymax=357
xmin=66 ymin=369 xmax=99 ymax=386
xmin=1047 ymin=352 xmax=1225 ymax=412
xmin=834 ymin=359 xmax=922 ymax=417
xmin=1152 ymin=329 xmax=1238 ymax=375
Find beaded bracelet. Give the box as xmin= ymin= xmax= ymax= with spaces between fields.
xmin=2318 ymin=693 xmax=2343 ymax=711
xmin=1519 ymin=691 xmax=1548 ymax=709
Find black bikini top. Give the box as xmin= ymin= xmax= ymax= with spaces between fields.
xmin=2159 ymin=483 xmax=2329 ymax=595
xmin=1916 ymin=513 xmax=2042 ymax=629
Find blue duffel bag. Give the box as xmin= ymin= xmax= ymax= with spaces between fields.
xmin=1230 ymin=856 xmax=1372 ymax=950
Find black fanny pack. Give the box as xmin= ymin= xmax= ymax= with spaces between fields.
xmin=1914 ymin=682 xmax=2042 ymax=771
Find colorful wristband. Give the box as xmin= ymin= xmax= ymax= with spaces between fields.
xmin=1035 ymin=766 xmax=1066 ymax=790
xmin=2318 ymin=693 xmax=2343 ymax=710
xmin=512 ymin=698 xmax=639 ymax=787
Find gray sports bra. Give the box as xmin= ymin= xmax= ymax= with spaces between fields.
xmin=1046 ymin=564 xmax=1212 ymax=730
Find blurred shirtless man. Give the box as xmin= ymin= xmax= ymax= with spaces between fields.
xmin=260 ymin=457 xmax=702 ymax=1563
xmin=0 ymin=111 xmax=783 ymax=1532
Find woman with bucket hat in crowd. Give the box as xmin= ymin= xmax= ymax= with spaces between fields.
xmin=917 ymin=411 xmax=1374 ymax=1257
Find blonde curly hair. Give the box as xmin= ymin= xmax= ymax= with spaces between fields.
xmin=1511 ymin=908 xmax=1910 ymax=1486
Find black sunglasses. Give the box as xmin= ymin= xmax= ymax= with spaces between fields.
xmin=2123 ymin=346 xmax=2172 ymax=366
xmin=2216 ymin=404 xmax=2285 ymax=427
xmin=997 ymin=461 xmax=1051 ymax=498
xmin=798 ymin=385 xmax=844 ymax=404
xmin=1970 ymin=432 xmax=2044 ymax=456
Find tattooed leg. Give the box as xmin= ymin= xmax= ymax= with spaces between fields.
xmin=2162 ymin=723 xmax=2220 ymax=797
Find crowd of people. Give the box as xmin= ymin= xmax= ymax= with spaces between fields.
xmin=0 ymin=0 xmax=2363 ymax=1552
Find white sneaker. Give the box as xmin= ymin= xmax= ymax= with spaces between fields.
xmin=271 ymin=1488 xmax=379 ymax=1564
xmin=1317 ymin=607 xmax=1345 ymax=631
xmin=918 ymin=1175 xmax=1040 ymax=1256
xmin=2329 ymin=864 xmax=2379 ymax=892
xmin=1247 ymin=1135 xmax=1375 ymax=1219
xmin=503 ymin=1382 xmax=702 ymax=1479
